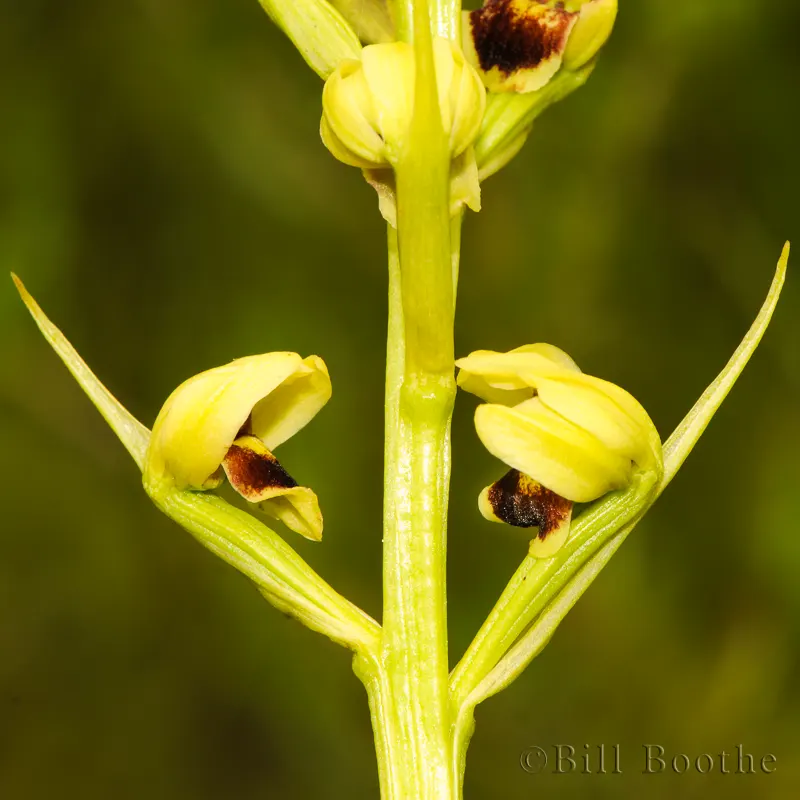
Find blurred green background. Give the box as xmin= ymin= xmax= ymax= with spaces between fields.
xmin=2 ymin=1 xmax=798 ymax=797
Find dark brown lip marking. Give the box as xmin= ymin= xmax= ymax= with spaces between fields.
xmin=223 ymin=436 xmax=297 ymax=500
xmin=469 ymin=0 xmax=576 ymax=77
xmin=488 ymin=468 xmax=572 ymax=539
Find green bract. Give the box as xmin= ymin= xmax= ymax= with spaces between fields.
xmin=257 ymin=0 xmax=361 ymax=79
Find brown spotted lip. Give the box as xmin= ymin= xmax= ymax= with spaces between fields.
xmin=223 ymin=439 xmax=298 ymax=501
xmin=468 ymin=0 xmax=577 ymax=77
xmin=487 ymin=468 xmax=572 ymax=541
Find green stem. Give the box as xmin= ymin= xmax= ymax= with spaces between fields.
xmin=390 ymin=0 xmax=460 ymax=41
xmin=357 ymin=227 xmax=409 ymax=800
xmin=380 ymin=197 xmax=457 ymax=798
xmin=373 ymin=220 xmax=458 ymax=800
xmin=355 ymin=651 xmax=406 ymax=799
xmin=372 ymin=2 xmax=459 ymax=795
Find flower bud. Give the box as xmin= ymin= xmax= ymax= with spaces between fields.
xmin=457 ymin=343 xmax=662 ymax=557
xmin=146 ymin=352 xmax=331 ymax=540
xmin=321 ymin=39 xmax=486 ymax=168
xmin=463 ymin=0 xmax=617 ymax=94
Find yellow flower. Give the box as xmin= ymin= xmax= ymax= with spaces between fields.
xmin=463 ymin=0 xmax=618 ymax=94
xmin=456 ymin=343 xmax=662 ymax=556
xmin=146 ymin=353 xmax=331 ymax=541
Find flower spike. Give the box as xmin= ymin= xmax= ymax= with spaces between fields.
xmin=457 ymin=343 xmax=662 ymax=557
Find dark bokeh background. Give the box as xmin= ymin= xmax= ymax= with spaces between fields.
xmin=2 ymin=1 xmax=799 ymax=797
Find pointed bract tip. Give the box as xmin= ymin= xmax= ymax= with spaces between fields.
xmin=660 ymin=241 xmax=790 ymax=488
xmin=10 ymin=274 xmax=151 ymax=470
xmin=11 ymin=272 xmax=32 ymax=304
xmin=11 ymin=273 xmax=48 ymax=325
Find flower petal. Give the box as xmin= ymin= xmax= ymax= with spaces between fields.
xmin=449 ymin=46 xmax=488 ymax=157
xmin=148 ymin=352 xmax=325 ymax=489
xmin=459 ymin=342 xmax=662 ymax=476
xmin=360 ymin=42 xmax=415 ymax=161
xmin=510 ymin=343 xmax=581 ymax=372
xmin=456 ymin=345 xmax=577 ymax=405
xmin=251 ymin=355 xmax=332 ymax=450
xmin=475 ymin=399 xmax=631 ymax=501
xmin=534 ymin=375 xmax=654 ymax=464
xmin=562 ymin=0 xmax=618 ymax=71
xmin=323 ymin=58 xmax=386 ymax=165
xmin=457 ymin=370 xmax=533 ymax=406
xmin=223 ymin=435 xmax=323 ymax=541
xmin=479 ymin=468 xmax=573 ymax=557
xmin=258 ymin=490 xmax=324 ymax=542
xmin=320 ymin=115 xmax=378 ymax=169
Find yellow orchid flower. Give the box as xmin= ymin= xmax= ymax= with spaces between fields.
xmin=456 ymin=343 xmax=662 ymax=557
xmin=147 ymin=353 xmax=331 ymax=541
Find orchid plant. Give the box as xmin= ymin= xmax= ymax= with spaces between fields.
xmin=13 ymin=1 xmax=788 ymax=798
